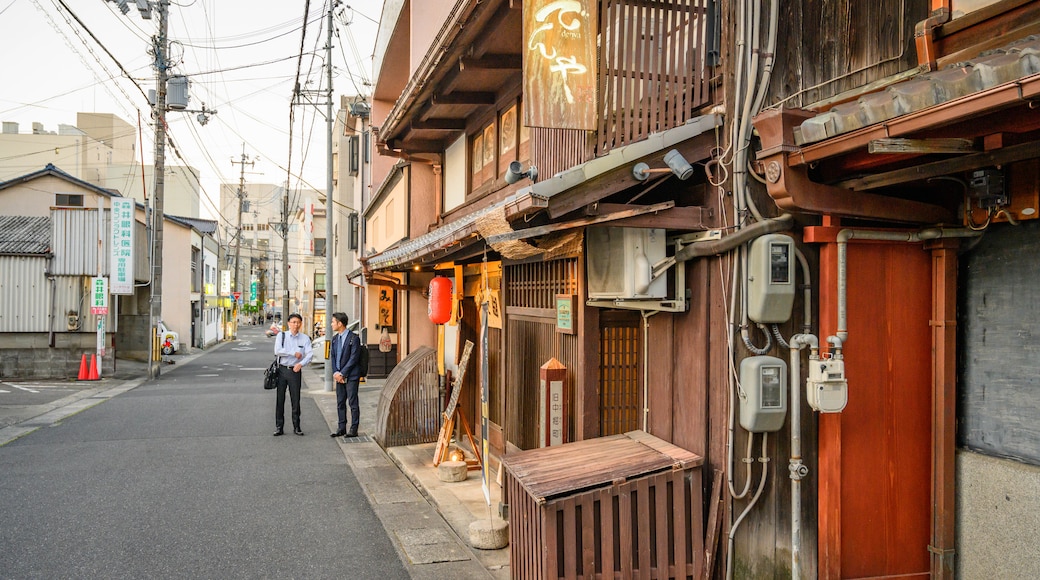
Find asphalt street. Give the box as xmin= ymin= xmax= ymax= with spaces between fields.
xmin=0 ymin=325 xmax=410 ymax=579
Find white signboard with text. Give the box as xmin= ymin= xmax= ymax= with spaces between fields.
xmin=109 ymin=198 xmax=135 ymax=294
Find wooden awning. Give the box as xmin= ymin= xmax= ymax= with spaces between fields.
xmin=752 ymin=35 xmax=1040 ymax=224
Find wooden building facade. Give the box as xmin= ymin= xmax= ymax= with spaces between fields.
xmin=365 ymin=0 xmax=1040 ymax=577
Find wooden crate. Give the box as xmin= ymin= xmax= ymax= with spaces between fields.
xmin=502 ymin=431 xmax=704 ymax=579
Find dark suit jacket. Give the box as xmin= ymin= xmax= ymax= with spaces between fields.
xmin=331 ymin=331 xmax=362 ymax=381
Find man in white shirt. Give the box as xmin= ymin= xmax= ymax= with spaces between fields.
xmin=272 ymin=313 xmax=313 ymax=436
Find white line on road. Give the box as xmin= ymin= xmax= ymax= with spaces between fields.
xmin=196 ymin=374 xmax=219 ymax=377
xmin=0 ymin=383 xmax=39 ymax=393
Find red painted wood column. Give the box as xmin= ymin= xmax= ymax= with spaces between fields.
xmin=928 ymin=240 xmax=958 ymax=578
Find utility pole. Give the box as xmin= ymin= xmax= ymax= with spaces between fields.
xmin=109 ymin=0 xmax=212 ymax=378
xmin=291 ymin=4 xmax=337 ymax=391
xmin=282 ymin=180 xmax=290 ymax=331
xmin=149 ymin=0 xmax=169 ymax=380
xmin=322 ymin=6 xmax=335 ymax=392
xmin=231 ymin=144 xmax=254 ymax=339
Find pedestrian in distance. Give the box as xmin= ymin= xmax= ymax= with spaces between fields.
xmin=273 ymin=313 xmax=312 ymax=436
xmin=329 ymin=312 xmax=362 ymax=438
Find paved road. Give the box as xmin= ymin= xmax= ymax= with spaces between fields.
xmin=0 ymin=326 xmax=409 ymax=579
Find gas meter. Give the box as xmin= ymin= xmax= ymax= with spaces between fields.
xmin=806 ymin=356 xmax=848 ymax=413
xmin=747 ymin=234 xmax=795 ymax=323
xmin=739 ymin=356 xmax=788 ymax=432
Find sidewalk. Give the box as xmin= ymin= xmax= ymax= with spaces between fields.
xmin=302 ymin=365 xmax=510 ymax=580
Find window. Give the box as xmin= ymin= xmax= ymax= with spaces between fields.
xmin=348 ymin=213 xmax=359 ymax=250
xmin=468 ymin=99 xmax=529 ymax=195
xmin=348 ymin=135 xmax=360 ymax=176
xmin=55 ymin=193 xmax=84 ymax=207
xmin=314 ymin=238 xmax=326 ymax=257
xmin=470 ymin=121 xmax=497 ymax=191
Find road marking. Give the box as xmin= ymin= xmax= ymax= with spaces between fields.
xmin=196 ymin=374 xmax=219 ymax=377
xmin=0 ymin=383 xmax=39 ymax=393
xmin=231 ymin=347 xmax=255 ymax=351
xmin=0 ymin=389 xmax=8 ymax=393
xmin=240 ymin=368 xmax=267 ymax=371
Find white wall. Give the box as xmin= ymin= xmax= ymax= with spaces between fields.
xmin=444 ymin=135 xmax=466 ymax=213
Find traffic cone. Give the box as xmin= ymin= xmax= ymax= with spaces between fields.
xmin=77 ymin=354 xmax=89 ymax=381
xmin=87 ymin=354 xmax=100 ymax=381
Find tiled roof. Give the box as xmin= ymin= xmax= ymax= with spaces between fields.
xmin=794 ymin=35 xmax=1040 ymax=146
xmin=0 ymin=216 xmax=50 ymax=255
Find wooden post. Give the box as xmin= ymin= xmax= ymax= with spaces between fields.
xmin=539 ymin=357 xmax=568 ymax=447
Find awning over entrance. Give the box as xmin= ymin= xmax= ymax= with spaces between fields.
xmin=362 ymin=114 xmax=723 ymax=273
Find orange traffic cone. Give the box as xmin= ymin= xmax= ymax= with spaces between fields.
xmin=87 ymin=354 xmax=100 ymax=381
xmin=77 ymin=354 xmax=89 ymax=380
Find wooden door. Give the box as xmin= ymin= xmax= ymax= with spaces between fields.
xmin=818 ymin=240 xmax=932 ymax=579
xmin=599 ymin=309 xmax=643 ymax=435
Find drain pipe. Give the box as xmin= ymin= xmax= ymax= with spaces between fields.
xmin=836 ymin=227 xmax=982 ymax=344
xmin=789 ymin=333 xmax=818 ymax=579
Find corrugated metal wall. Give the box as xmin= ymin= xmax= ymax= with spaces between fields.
xmin=0 ymin=256 xmax=50 ymax=332
xmin=51 ymin=208 xmax=109 ymax=276
xmin=0 ymin=257 xmax=116 ymax=333
xmin=49 ymin=207 xmax=148 ymax=281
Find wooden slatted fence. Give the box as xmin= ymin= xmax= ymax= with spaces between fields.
xmin=373 ymin=346 xmax=441 ymax=448
xmin=503 ymin=431 xmax=705 ymax=579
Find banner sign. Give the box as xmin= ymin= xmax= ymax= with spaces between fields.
xmin=523 ymin=0 xmax=598 ymax=130
xmin=109 ymin=198 xmax=135 ymax=294
xmin=90 ymin=276 xmax=109 ymax=315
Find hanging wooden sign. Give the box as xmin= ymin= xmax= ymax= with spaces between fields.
xmin=523 ymin=0 xmax=598 ymax=130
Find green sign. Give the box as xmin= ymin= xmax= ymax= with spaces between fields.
xmin=555 ymin=294 xmax=575 ymax=334
xmin=249 ymin=280 xmax=257 ymax=302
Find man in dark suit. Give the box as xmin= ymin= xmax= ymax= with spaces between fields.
xmin=329 ymin=312 xmax=362 ymax=438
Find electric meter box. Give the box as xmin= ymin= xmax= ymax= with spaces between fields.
xmin=747 ymin=234 xmax=795 ymax=323
xmin=739 ymin=356 xmax=788 ymax=432
xmin=807 ymin=358 xmax=848 ymax=413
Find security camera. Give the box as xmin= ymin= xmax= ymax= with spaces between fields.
xmin=505 ymin=161 xmax=538 ymax=185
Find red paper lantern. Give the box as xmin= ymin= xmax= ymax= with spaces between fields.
xmin=428 ymin=276 xmax=453 ymax=324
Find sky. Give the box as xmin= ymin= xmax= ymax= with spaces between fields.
xmin=0 ymin=0 xmax=384 ymax=222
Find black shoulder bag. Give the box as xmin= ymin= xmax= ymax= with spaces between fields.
xmin=264 ymin=332 xmax=284 ymax=390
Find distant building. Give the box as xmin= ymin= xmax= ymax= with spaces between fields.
xmin=0 ymin=113 xmax=201 ymax=218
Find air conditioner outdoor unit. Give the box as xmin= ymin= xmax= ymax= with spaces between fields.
xmin=586 ymin=227 xmax=667 ymax=299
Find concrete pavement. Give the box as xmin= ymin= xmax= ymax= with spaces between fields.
xmin=0 ymin=336 xmax=510 ymax=579
xmin=301 ymin=362 xmax=510 ymax=580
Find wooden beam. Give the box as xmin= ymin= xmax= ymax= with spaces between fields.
xmin=459 ymin=54 xmax=522 ymax=71
xmin=411 ymin=118 xmax=468 ymax=131
xmin=431 ymin=91 xmax=497 ymax=106
xmin=867 ymin=138 xmax=976 ymax=155
xmin=585 ymin=203 xmax=714 ymax=230
xmin=386 ymin=138 xmax=445 ymax=154
xmin=485 ymin=201 xmax=675 ymax=244
xmin=836 ymin=140 xmax=1040 ymax=191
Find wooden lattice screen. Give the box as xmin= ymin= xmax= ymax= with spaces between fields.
xmin=506 ymin=259 xmax=579 ymax=309
xmin=596 ymin=0 xmax=714 ymax=152
xmin=505 ymin=258 xmax=580 ymax=449
xmin=599 ymin=310 xmax=643 ymax=435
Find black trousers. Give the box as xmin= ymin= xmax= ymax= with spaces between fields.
xmin=275 ymin=365 xmax=302 ymax=430
xmin=335 ymin=378 xmax=360 ymax=433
